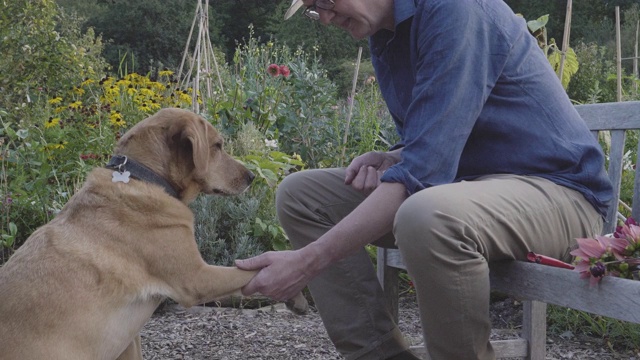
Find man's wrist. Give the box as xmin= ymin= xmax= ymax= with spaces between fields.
xmin=299 ymin=241 xmax=334 ymax=276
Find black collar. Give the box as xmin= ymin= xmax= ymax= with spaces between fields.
xmin=106 ymin=155 xmax=180 ymax=199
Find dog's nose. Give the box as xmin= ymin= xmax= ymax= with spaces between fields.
xmin=246 ymin=171 xmax=255 ymax=184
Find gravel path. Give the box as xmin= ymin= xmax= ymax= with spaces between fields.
xmin=141 ymin=294 xmax=637 ymax=359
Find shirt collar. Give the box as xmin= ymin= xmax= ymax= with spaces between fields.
xmin=369 ymin=0 xmax=416 ymax=56
xmin=393 ymin=0 xmax=416 ymax=27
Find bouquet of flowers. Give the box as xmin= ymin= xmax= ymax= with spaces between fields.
xmin=571 ymin=218 xmax=640 ymax=285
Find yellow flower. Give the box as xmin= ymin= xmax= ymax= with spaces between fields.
xmin=178 ymin=90 xmax=192 ymax=105
xmin=149 ymin=81 xmax=166 ymax=91
xmin=54 ymin=106 xmax=65 ymax=114
xmin=138 ymin=103 xmax=152 ymax=112
xmin=68 ymin=101 xmax=82 ymax=109
xmin=159 ymin=69 xmax=174 ymax=77
xmin=80 ymin=78 xmax=95 ymax=87
xmin=48 ymin=97 xmax=63 ymax=105
xmin=44 ymin=117 xmax=60 ymax=128
xmin=43 ymin=141 xmax=67 ymax=152
xmin=99 ymin=76 xmax=114 ymax=86
xmin=72 ymin=87 xmax=85 ymax=96
xmin=139 ymin=87 xmax=155 ymax=97
xmin=109 ymin=111 xmax=126 ymax=127
xmin=105 ymin=85 xmax=119 ymax=97
xmin=116 ymin=79 xmax=131 ymax=87
xmin=126 ymin=85 xmax=137 ymax=96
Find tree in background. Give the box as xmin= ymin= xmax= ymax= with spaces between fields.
xmin=79 ymin=0 xmax=199 ymax=74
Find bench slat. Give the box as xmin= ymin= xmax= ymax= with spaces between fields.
xmin=634 ymin=139 xmax=640 ymax=221
xmin=576 ymin=101 xmax=640 ymax=130
xmin=489 ymin=261 xmax=640 ymax=323
xmin=604 ymin=129 xmax=626 ymax=233
xmin=379 ymin=248 xmax=640 ymax=324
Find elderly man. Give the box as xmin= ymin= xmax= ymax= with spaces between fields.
xmin=237 ymin=1 xmax=613 ymax=359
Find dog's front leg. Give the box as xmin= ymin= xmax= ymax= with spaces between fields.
xmin=171 ymin=265 xmax=257 ymax=308
xmin=115 ymin=335 xmax=142 ymax=360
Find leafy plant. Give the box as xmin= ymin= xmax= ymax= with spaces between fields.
xmin=526 ymin=14 xmax=579 ymax=89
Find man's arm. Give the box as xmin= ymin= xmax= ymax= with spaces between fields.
xmin=236 ymin=181 xmax=407 ymax=301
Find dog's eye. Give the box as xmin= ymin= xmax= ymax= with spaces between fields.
xmin=212 ymin=142 xmax=222 ymax=150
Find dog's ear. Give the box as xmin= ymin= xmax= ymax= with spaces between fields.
xmin=176 ymin=117 xmax=210 ymax=179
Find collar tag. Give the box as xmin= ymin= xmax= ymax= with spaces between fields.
xmin=112 ymin=170 xmax=131 ymax=183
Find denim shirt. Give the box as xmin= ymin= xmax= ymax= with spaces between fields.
xmin=372 ymin=0 xmax=613 ymax=216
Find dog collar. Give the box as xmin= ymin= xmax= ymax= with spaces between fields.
xmin=106 ymin=155 xmax=180 ymax=199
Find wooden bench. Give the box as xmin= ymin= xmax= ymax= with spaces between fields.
xmin=376 ymin=101 xmax=640 ymax=360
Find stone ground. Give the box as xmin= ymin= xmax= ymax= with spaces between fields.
xmin=140 ymin=293 xmax=639 ymax=359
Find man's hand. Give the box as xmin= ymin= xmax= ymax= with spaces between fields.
xmin=235 ymin=248 xmax=322 ymax=301
xmin=345 ymin=151 xmax=400 ymax=195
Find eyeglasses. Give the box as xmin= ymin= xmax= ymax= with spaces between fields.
xmin=303 ymin=0 xmax=335 ymax=21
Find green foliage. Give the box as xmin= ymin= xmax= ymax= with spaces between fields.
xmin=191 ymin=192 xmax=270 ymax=266
xmin=567 ymin=42 xmax=618 ymax=104
xmin=525 ymin=14 xmax=579 ymax=89
xmin=0 ymin=0 xmax=108 ymax=115
xmin=547 ymin=305 xmax=640 ymax=351
xmin=206 ymin=30 xmax=342 ymax=168
xmin=0 ymin=66 xmax=195 ymax=254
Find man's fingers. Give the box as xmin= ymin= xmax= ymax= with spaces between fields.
xmin=235 ymin=253 xmax=270 ymax=271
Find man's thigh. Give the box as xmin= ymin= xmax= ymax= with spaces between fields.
xmin=277 ymin=168 xmax=397 ymax=247
xmin=395 ymin=174 xmax=603 ymax=261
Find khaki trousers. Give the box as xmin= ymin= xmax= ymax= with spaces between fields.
xmin=276 ymin=169 xmax=602 ymax=360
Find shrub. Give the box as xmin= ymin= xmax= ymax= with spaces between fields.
xmin=0 ymin=0 xmax=108 ymax=118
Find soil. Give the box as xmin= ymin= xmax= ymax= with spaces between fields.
xmin=140 ymin=293 xmax=639 ymax=359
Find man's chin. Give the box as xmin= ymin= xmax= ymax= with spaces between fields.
xmin=345 ymin=23 xmax=367 ymax=40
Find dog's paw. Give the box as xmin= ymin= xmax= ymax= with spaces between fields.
xmin=284 ymin=292 xmax=309 ymax=315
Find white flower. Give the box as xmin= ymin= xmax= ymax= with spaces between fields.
xmin=265 ymin=139 xmax=278 ymax=148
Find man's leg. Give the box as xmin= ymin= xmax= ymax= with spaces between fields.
xmin=276 ymin=168 xmax=411 ymax=360
xmin=393 ymin=175 xmax=602 ymax=360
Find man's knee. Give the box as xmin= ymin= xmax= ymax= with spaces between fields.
xmin=393 ymin=188 xmax=462 ymax=253
xmin=276 ymin=171 xmax=311 ymax=219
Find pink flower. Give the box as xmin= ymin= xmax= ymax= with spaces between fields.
xmin=571 ymin=235 xmax=629 ymax=285
xmin=614 ymin=218 xmax=640 ymax=246
xmin=279 ymin=65 xmax=291 ymax=78
xmin=267 ymin=64 xmax=280 ymax=77
xmin=571 ymin=236 xmax=627 ymax=260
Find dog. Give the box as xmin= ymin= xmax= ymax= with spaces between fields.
xmin=0 ymin=108 xmax=261 ymax=360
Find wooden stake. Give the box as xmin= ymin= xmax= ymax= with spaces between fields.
xmin=340 ymin=47 xmax=363 ymax=167
xmin=177 ymin=0 xmax=224 ymax=113
xmin=558 ymin=0 xmax=572 ymax=83
xmin=635 ymin=20 xmax=639 ymax=95
xmin=616 ymin=6 xmax=622 ymax=102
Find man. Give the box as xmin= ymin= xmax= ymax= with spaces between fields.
xmin=236 ymin=1 xmax=613 ymax=359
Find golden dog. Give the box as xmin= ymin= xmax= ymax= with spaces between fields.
xmin=0 ymin=108 xmax=259 ymax=360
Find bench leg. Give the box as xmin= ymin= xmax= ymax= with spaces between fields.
xmin=522 ymin=300 xmax=547 ymax=360
xmin=376 ymin=247 xmax=400 ymax=322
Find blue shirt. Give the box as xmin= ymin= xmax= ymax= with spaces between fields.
xmin=372 ymin=0 xmax=613 ymax=216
